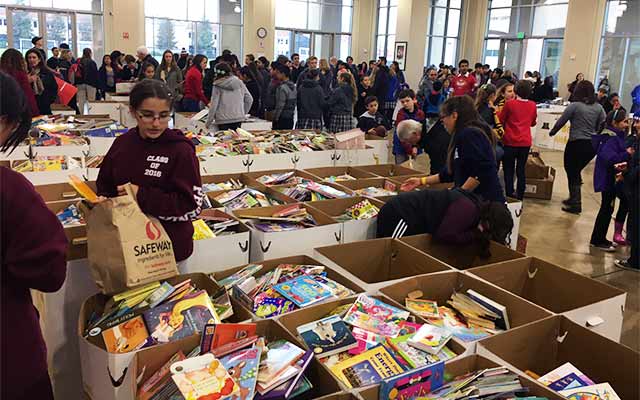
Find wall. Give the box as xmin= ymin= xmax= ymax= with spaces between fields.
xmin=103 ymin=0 xmax=145 ymax=55
xmin=351 ymin=0 xmax=376 ymax=64
xmin=458 ymin=0 xmax=488 ymax=65
xmin=394 ymin=0 xmax=429 ymax=89
xmin=242 ymin=0 xmax=275 ymax=59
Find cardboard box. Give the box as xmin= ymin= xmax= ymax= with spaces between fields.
xmin=307 ymin=197 xmax=385 ymax=243
xmin=379 ymin=271 xmax=552 ymax=355
xmin=132 ymin=320 xmax=344 ymax=400
xmin=87 ymin=101 xmax=126 ymax=123
xmin=335 ymin=178 xmax=400 ymax=201
xmin=78 ymin=273 xmax=253 ymax=400
xmin=202 ymin=173 xmax=295 ymax=209
xmin=468 ymin=257 xmax=627 ymax=341
xmin=181 ymin=209 xmax=251 ymax=274
xmin=314 ymin=238 xmax=452 ymax=291
xmin=22 ymin=168 xmax=87 ymax=185
xmin=365 ymin=136 xmax=391 ymax=164
xmin=335 ymin=128 xmax=365 ymax=149
xmin=247 ymin=152 xmax=301 ymax=171
xmin=211 ymin=255 xmax=365 ymax=319
xmin=46 ymin=199 xmax=89 ymax=260
xmin=233 ymin=203 xmax=342 ymax=261
xmin=356 ymin=354 xmax=566 ymax=400
xmin=524 ymin=166 xmax=556 ymax=200
xmin=477 ymin=315 xmax=639 ymax=400
xmin=506 ymin=198 xmax=522 ymax=251
xmin=244 ymin=168 xmax=318 ymax=188
xmin=399 ymin=233 xmax=525 ymax=270
xmin=199 ymin=155 xmax=250 ymax=174
xmin=525 ymin=152 xmax=548 ymax=179
xmin=295 ymin=149 xmax=337 ymax=169
xmin=115 ymin=82 xmax=135 ymax=95
xmin=353 ymin=163 xmax=423 ymax=178
xmin=304 ymin=166 xmax=378 ymax=181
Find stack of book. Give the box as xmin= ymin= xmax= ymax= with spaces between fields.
xmin=11 ymin=156 xmax=81 ymax=172
xmin=213 ymin=188 xmax=284 ymax=210
xmin=85 ymin=155 xmax=104 ymax=168
xmin=335 ymin=199 xmax=380 ymax=222
xmin=138 ymin=326 xmax=315 ymax=400
xmin=256 ymin=172 xmax=297 ymax=186
xmin=213 ymin=263 xmax=355 ymax=319
xmin=354 ymin=186 xmax=397 ymax=197
xmin=278 ymin=180 xmax=351 ymax=202
xmin=200 ymin=214 xmax=241 ymax=236
xmin=56 ymin=204 xmax=85 ymax=226
xmin=202 ymin=178 xmax=245 ymax=193
xmin=530 ymin=362 xmax=621 ymax=399
xmin=242 ymin=205 xmax=319 ymax=232
xmin=405 ymin=290 xmax=509 ymax=343
xmin=323 ymin=174 xmax=358 ymax=182
xmin=295 ymin=294 xmax=458 ymax=389
xmin=83 ymin=278 xmax=235 ymax=353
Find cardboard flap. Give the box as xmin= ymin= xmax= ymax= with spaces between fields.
xmin=306 ymin=196 xmax=384 ymax=218
xmin=352 ymin=164 xmax=423 ymax=177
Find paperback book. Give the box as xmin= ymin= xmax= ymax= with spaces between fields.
xmin=379 ymin=361 xmax=445 ymax=400
xmin=330 ymin=344 xmax=405 ymax=389
xmin=272 ymin=275 xmax=335 ymax=307
xmin=297 ymin=315 xmax=358 ymax=357
xmin=342 ymin=294 xmax=410 ymax=337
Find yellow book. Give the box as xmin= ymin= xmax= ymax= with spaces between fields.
xmin=113 ymin=281 xmax=161 ymax=302
xmin=68 ymin=174 xmax=99 ymax=203
xmin=330 ymin=345 xmax=404 ymax=389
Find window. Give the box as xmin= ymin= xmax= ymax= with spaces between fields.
xmin=483 ymin=0 xmax=568 ymax=83
xmin=375 ymin=0 xmax=397 ymax=62
xmin=596 ymin=0 xmax=640 ymax=110
xmin=144 ymin=0 xmax=242 ymax=60
xmin=425 ymin=0 xmax=463 ymax=67
xmin=274 ymin=0 xmax=352 ymax=60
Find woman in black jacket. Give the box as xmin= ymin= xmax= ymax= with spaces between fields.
xmin=25 ymin=48 xmax=57 ymax=115
xmin=97 ymin=54 xmax=116 ymax=99
xmin=533 ymin=76 xmax=555 ymax=103
xmin=327 ymin=72 xmax=356 ymax=133
xmin=296 ymin=69 xmax=326 ymax=130
xmin=75 ymin=48 xmax=99 ymax=114
xmin=239 ymin=64 xmax=262 ymax=117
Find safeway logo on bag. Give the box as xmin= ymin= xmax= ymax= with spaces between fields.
xmin=145 ymin=221 xmax=162 ymax=240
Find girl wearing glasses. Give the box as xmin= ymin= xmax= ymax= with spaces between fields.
xmin=96 ymin=80 xmax=204 ymax=267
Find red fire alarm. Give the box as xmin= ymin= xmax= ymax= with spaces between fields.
xmin=122 ymin=32 xmax=129 ymax=39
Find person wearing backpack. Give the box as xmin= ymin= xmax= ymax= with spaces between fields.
xmin=74 ymin=48 xmax=99 ymax=114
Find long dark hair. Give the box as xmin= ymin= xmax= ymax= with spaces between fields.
xmin=477 ymin=201 xmax=514 ymax=256
xmin=192 ymin=54 xmax=207 ymax=72
xmin=80 ymin=48 xmax=93 ymax=67
xmin=159 ymin=50 xmax=179 ymax=73
xmin=0 ymin=48 xmax=27 ymax=73
xmin=606 ymin=108 xmax=627 ymax=127
xmin=25 ymin=48 xmax=46 ymax=72
xmin=441 ymin=96 xmax=496 ymax=173
xmin=101 ymin=54 xmax=112 ymax=68
xmin=214 ymin=62 xmax=232 ymax=81
xmin=573 ymin=80 xmax=596 ymax=104
xmin=129 ymin=79 xmax=174 ymax=110
xmin=0 ymin=72 xmax=31 ymax=153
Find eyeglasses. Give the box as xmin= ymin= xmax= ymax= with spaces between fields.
xmin=136 ymin=111 xmax=172 ymax=123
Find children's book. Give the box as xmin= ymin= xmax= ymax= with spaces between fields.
xmin=311 ymin=275 xmax=354 ymax=299
xmin=342 ymin=294 xmax=410 ymax=337
xmin=466 ymin=289 xmax=510 ymax=330
xmin=142 ymin=281 xmax=176 ymax=309
xmin=408 ymin=324 xmax=453 ymax=355
xmin=330 ymin=345 xmax=405 ymax=389
xmin=272 ymin=275 xmax=335 ymax=308
xmin=379 ymin=361 xmax=445 ymax=400
xmin=257 ymin=340 xmax=305 ymax=385
xmin=296 ymin=315 xmax=358 ymax=357
xmin=170 ymin=353 xmax=239 ymax=400
xmin=220 ymin=348 xmax=261 ymax=400
xmin=68 ymin=174 xmax=99 ymax=203
xmin=216 ymin=264 xmax=263 ymax=290
xmin=405 ymin=299 xmax=440 ymax=319
xmin=548 ymin=372 xmax=590 ymax=391
xmin=144 ymin=290 xmax=220 ymax=344
xmin=537 ymin=362 xmax=595 ymax=387
xmin=113 ymin=281 xmax=160 ymax=302
xmin=101 ymin=315 xmax=149 ymax=354
xmin=428 ymin=306 xmax=491 ymax=342
xmin=559 ymin=383 xmax=621 ymax=400
xmin=138 ymin=351 xmax=186 ymax=400
xmin=349 ymin=327 xmax=385 ymax=355
xmin=255 ymin=350 xmax=314 ymax=399
xmin=200 ymin=323 xmax=258 ymax=353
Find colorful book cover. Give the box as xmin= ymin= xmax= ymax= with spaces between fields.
xmin=405 ymin=299 xmax=440 ymax=319
xmin=216 ymin=264 xmax=263 ymax=290
xmin=311 ymin=275 xmax=354 ymax=299
xmin=143 ymin=290 xmax=220 ymax=344
xmin=171 ymin=353 xmax=238 ymax=400
xmin=297 ymin=315 xmax=358 ymax=357
xmin=408 ymin=324 xmax=453 ymax=355
xmin=396 ymin=321 xmax=423 ymax=337
xmin=101 ymin=315 xmax=149 ymax=354
xmin=257 ymin=340 xmax=305 ymax=385
xmin=220 ymin=348 xmax=261 ymax=400
xmin=330 ymin=345 xmax=405 ymax=389
xmin=537 ymin=362 xmax=595 ymax=387
xmin=200 ymin=323 xmax=258 ymax=354
xmin=548 ymin=372 xmax=589 ymax=391
xmin=428 ymin=306 xmax=490 ymax=342
xmin=272 ymin=275 xmax=335 ymax=308
xmin=144 ymin=281 xmax=176 ymax=308
xmin=388 ymin=335 xmax=432 ymax=369
xmin=255 ymin=350 xmax=314 ymax=399
xmin=343 ymin=294 xmax=410 ymax=337
xmin=559 ymin=383 xmax=621 ymax=400
xmin=349 ymin=327 xmax=386 ymax=355
xmin=379 ymin=361 xmax=445 ymax=400
xmin=138 ymin=351 xmax=186 ymax=400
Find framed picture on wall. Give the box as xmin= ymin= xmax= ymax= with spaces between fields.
xmin=394 ymin=42 xmax=407 ymax=71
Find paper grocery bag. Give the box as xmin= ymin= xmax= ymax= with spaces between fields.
xmin=83 ymin=184 xmax=178 ymax=294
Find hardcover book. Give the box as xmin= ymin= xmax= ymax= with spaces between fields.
xmin=342 ymin=294 xmax=410 ymax=337
xmin=330 ymin=345 xmax=405 ymax=389
xmin=296 ymin=315 xmax=358 ymax=357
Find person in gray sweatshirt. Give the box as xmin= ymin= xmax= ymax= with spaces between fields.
xmin=272 ymin=62 xmax=297 ymax=130
xmin=206 ymin=63 xmax=253 ymax=131
xmin=549 ymin=80 xmax=606 ymax=214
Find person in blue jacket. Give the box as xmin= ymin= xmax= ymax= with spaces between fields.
xmin=401 ymin=95 xmax=505 ymax=203
xmin=631 ymin=84 xmax=640 ymax=114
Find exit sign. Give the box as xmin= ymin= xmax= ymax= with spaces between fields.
xmin=517 ymin=32 xmax=525 ymax=39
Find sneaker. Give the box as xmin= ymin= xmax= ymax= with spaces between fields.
xmin=613 ymin=233 xmax=628 ymax=246
xmin=562 ymin=204 xmax=581 ymax=214
xmin=615 ymin=259 xmax=639 ymax=271
xmin=589 ymin=242 xmax=617 ymax=252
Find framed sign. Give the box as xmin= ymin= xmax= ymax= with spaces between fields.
xmin=394 ymin=41 xmax=407 ymax=71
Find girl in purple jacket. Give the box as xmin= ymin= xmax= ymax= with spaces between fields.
xmin=590 ymin=109 xmax=633 ymax=251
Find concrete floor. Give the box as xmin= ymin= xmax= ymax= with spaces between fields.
xmin=410 ymin=149 xmax=639 ymax=351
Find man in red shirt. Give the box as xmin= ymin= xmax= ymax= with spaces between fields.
xmin=451 ymin=59 xmax=476 ymax=97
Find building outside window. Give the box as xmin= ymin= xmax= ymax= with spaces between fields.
xmin=375 ymin=0 xmax=397 ymax=62
xmin=274 ymin=0 xmax=352 ymax=61
xmin=483 ymin=0 xmax=569 ymax=87
xmin=145 ymin=0 xmax=242 ymax=60
xmin=596 ymin=0 xmax=639 ymax=110
xmin=425 ymin=0 xmax=463 ymax=68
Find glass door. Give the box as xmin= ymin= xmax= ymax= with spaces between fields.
xmin=45 ymin=12 xmax=74 ymax=58
xmin=498 ymin=39 xmax=523 ymax=76
xmin=9 ymin=8 xmax=39 ymax=54
xmin=313 ymin=33 xmax=333 ymax=60
xmin=293 ymin=31 xmax=311 ymax=60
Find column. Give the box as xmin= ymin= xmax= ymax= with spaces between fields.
xmin=394 ymin=0 xmax=429 ymax=89
xmin=243 ymin=0 xmax=276 ymax=59
xmin=351 ymin=0 xmax=376 ymax=64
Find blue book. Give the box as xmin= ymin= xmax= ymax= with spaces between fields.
xmin=379 ymin=361 xmax=445 ymax=400
xmin=272 ymin=275 xmax=335 ymax=308
xmin=548 ymin=372 xmax=589 ymax=391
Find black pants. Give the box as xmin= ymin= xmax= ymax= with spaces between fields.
xmin=503 ymin=146 xmax=530 ymax=199
xmin=273 ymin=117 xmax=294 ymax=130
xmin=615 ymin=190 xmax=628 ymax=223
xmin=217 ymin=122 xmax=242 ymax=130
xmin=564 ymin=139 xmax=595 ymax=186
xmin=628 ymin=195 xmax=639 ymax=267
xmin=591 ymin=190 xmax=617 ymax=244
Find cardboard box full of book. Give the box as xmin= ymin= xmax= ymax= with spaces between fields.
xmin=524 ymin=166 xmax=556 ymax=200
xmin=477 ymin=315 xmax=639 ymax=400
xmin=379 ymin=271 xmax=552 ymax=356
xmin=36 ymin=180 xmax=98 ymax=202
xmin=132 ymin=319 xmax=344 ymax=400
xmin=244 ymin=169 xmax=320 ymax=188
xmin=506 ymin=198 xmax=522 ymax=251
xmin=233 ymin=203 xmax=343 ymax=261
xmin=468 ymin=257 xmax=627 ymax=342
xmin=199 ymin=154 xmax=250 ymax=174
xmin=352 ymin=163 xmax=423 ymax=178
xmin=78 ymin=273 xmax=253 ymax=400
xmin=356 ymin=354 xmax=566 ymax=400
xmin=304 ymin=166 xmax=379 ymax=182
xmin=333 ymin=178 xmax=400 ymax=201
xmin=306 ymin=197 xmax=384 ymax=243
xmin=313 ymin=238 xmax=453 ymax=291
xmin=180 ymin=209 xmax=252 ymax=274
xmin=210 ymin=255 xmax=365 ymax=319
xmin=399 ymin=233 xmax=526 ymax=270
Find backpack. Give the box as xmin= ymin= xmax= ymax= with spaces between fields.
xmin=68 ymin=61 xmax=83 ymax=83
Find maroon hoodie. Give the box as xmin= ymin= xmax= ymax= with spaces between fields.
xmin=1 ymin=167 xmax=68 ymax=399
xmin=96 ymin=128 xmax=203 ymax=261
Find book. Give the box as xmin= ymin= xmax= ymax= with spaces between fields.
xmin=548 ymin=372 xmax=590 ymax=391
xmin=255 ymin=350 xmax=314 ymax=399
xmin=137 ymin=351 xmax=186 ymax=400
xmin=170 ymin=353 xmax=239 ymax=400
xmin=101 ymin=315 xmax=149 ymax=354
xmin=257 ymin=340 xmax=305 ymax=385
xmin=311 ymin=275 xmax=354 ymax=299
xmin=143 ymin=281 xmax=176 ymax=309
xmin=559 ymin=382 xmax=621 ymax=400
xmin=427 ymin=306 xmax=491 ymax=342
xmin=537 ymin=362 xmax=595 ymax=387
xmin=407 ymin=324 xmax=453 ymax=355
xmin=212 ymin=290 xmax=234 ymax=321
xmin=379 ymin=361 xmax=445 ymax=400
xmin=144 ymin=290 xmax=220 ymax=344
xmin=342 ymin=294 xmax=410 ymax=337
xmin=387 ymin=335 xmax=453 ymax=369
xmin=212 ymin=335 xmax=260 ymax=358
xmin=113 ymin=281 xmax=161 ymax=302
xmin=68 ymin=174 xmax=99 ymax=203
xmin=256 ymin=365 xmax=300 ymax=395
xmin=405 ymin=299 xmax=440 ymax=319
xmin=216 ymin=264 xmax=263 ymax=290
xmin=200 ymin=323 xmax=258 ymax=354
xmin=272 ymin=275 xmax=335 ymax=308
xmin=220 ymin=347 xmax=261 ymax=400
xmin=466 ymin=289 xmax=510 ymax=330
xmin=296 ymin=315 xmax=358 ymax=357
xmin=330 ymin=344 xmax=405 ymax=389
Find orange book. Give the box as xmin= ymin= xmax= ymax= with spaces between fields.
xmin=68 ymin=175 xmax=99 ymax=203
xmin=102 ymin=315 xmax=149 ymax=353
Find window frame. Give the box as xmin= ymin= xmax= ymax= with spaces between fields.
xmin=375 ymin=0 xmax=396 ymax=62
xmin=425 ymin=0 xmax=463 ymax=67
